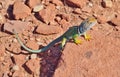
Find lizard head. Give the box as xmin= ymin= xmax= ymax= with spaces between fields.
xmin=85 ymin=17 xmax=97 ymax=29
xmin=78 ymin=17 xmax=97 ymax=34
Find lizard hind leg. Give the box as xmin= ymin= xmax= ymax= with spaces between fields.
xmin=60 ymin=38 xmax=67 ymax=50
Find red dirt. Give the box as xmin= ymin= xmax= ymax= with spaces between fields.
xmin=0 ymin=0 xmax=120 ymax=77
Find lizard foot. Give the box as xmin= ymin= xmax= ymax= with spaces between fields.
xmin=84 ymin=34 xmax=91 ymax=41
xmin=74 ymin=39 xmax=82 ymax=44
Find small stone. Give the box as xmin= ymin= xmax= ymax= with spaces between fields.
xmin=33 ymin=4 xmax=44 ymax=12
xmin=12 ymin=65 xmax=19 ymax=71
xmin=102 ymin=0 xmax=113 ymax=8
xmin=56 ymin=6 xmax=61 ymax=10
xmin=30 ymin=37 xmax=35 ymax=41
xmin=10 ymin=53 xmax=14 ymax=57
xmin=13 ymin=38 xmax=17 ymax=43
xmin=88 ymin=2 xmax=93 ymax=7
xmin=30 ymin=54 xmax=37 ymax=59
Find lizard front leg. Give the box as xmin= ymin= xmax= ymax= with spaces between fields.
xmin=73 ymin=34 xmax=82 ymax=44
xmin=83 ymin=32 xmax=91 ymax=40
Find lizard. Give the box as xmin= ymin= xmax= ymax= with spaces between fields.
xmin=13 ymin=17 xmax=97 ymax=53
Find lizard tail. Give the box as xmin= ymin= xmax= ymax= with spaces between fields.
xmin=13 ymin=29 xmax=63 ymax=53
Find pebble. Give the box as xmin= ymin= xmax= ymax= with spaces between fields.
xmin=88 ymin=2 xmax=93 ymax=7
xmin=30 ymin=54 xmax=37 ymax=59
xmin=33 ymin=4 xmax=44 ymax=12
xmin=12 ymin=65 xmax=19 ymax=71
xmin=13 ymin=38 xmax=17 ymax=43
xmin=25 ymin=55 xmax=30 ymax=60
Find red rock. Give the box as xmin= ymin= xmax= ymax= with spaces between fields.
xmin=36 ymin=23 xmax=62 ymax=35
xmin=39 ymin=4 xmax=56 ymax=24
xmin=4 ymin=20 xmax=30 ymax=33
xmin=26 ymin=58 xmax=40 ymax=74
xmin=65 ymin=0 xmax=87 ymax=8
xmin=27 ymin=0 xmax=41 ymax=8
xmin=26 ymin=40 xmax=39 ymax=50
xmin=110 ymin=15 xmax=120 ymax=26
xmin=13 ymin=1 xmax=31 ymax=19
